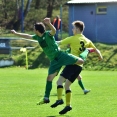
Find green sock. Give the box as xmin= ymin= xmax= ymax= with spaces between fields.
xmin=78 ymin=80 xmax=85 ymax=90
xmin=44 ymin=81 xmax=52 ymax=98
xmin=79 ymin=49 xmax=89 ymax=61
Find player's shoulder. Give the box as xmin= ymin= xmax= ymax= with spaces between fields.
xmin=45 ymin=31 xmax=53 ymax=37
xmin=82 ymin=36 xmax=92 ymax=42
xmin=32 ymin=34 xmax=38 ymax=40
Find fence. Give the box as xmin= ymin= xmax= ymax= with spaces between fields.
xmin=0 ymin=37 xmax=38 ymax=54
xmin=0 ymin=37 xmax=38 ymax=67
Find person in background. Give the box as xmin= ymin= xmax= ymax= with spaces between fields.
xmin=53 ymin=15 xmax=61 ymax=41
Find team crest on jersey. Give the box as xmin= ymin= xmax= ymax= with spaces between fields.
xmin=43 ymin=37 xmax=45 ymax=40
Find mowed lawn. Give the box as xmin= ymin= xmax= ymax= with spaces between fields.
xmin=0 ymin=67 xmax=117 ymax=117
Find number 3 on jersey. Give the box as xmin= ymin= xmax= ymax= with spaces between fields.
xmin=79 ymin=41 xmax=85 ymax=51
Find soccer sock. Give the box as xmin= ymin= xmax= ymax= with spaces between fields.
xmin=66 ymin=90 xmax=72 ymax=106
xmin=79 ymin=49 xmax=89 ymax=61
xmin=44 ymin=81 xmax=52 ymax=98
xmin=78 ymin=80 xmax=85 ymax=90
xmin=57 ymin=85 xmax=63 ymax=100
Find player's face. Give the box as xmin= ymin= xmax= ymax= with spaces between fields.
xmin=34 ymin=26 xmax=38 ymax=34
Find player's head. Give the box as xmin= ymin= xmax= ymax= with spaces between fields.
xmin=34 ymin=22 xmax=46 ymax=34
xmin=72 ymin=20 xmax=85 ymax=34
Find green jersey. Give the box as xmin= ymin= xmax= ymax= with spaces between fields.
xmin=32 ymin=31 xmax=60 ymax=61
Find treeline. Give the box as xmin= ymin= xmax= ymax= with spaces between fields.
xmin=0 ymin=0 xmax=69 ymax=31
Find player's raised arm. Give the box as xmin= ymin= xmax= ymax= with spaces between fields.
xmin=11 ymin=30 xmax=33 ymax=39
xmin=43 ymin=18 xmax=56 ymax=36
xmin=95 ymin=49 xmax=103 ymax=60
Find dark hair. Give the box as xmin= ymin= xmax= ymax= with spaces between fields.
xmin=72 ymin=21 xmax=85 ymax=32
xmin=34 ymin=22 xmax=45 ymax=34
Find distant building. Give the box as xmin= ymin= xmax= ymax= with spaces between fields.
xmin=66 ymin=0 xmax=117 ymax=44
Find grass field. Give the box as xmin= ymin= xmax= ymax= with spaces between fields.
xmin=0 ymin=67 xmax=117 ymax=117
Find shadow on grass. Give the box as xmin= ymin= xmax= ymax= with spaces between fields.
xmin=46 ymin=115 xmax=71 ymax=117
xmin=29 ymin=51 xmax=49 ymax=69
xmin=38 ymin=93 xmax=64 ymax=97
xmin=50 ymin=93 xmax=65 ymax=96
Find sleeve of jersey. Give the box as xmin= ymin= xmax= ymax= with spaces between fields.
xmin=88 ymin=41 xmax=96 ymax=49
xmin=32 ymin=35 xmax=37 ymax=40
xmin=48 ymin=32 xmax=53 ymax=37
xmin=60 ymin=37 xmax=71 ymax=45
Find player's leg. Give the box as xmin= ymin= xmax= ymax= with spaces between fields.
xmin=79 ymin=48 xmax=95 ymax=61
xmin=37 ymin=72 xmax=57 ymax=105
xmin=51 ymin=65 xmax=74 ymax=108
xmin=50 ymin=76 xmax=65 ymax=108
xmin=77 ymin=75 xmax=91 ymax=94
xmin=38 ymin=51 xmax=79 ymax=105
xmin=59 ymin=65 xmax=82 ymax=114
xmin=75 ymin=49 xmax=90 ymax=65
xmin=37 ymin=60 xmax=62 ymax=105
xmin=59 ymin=79 xmax=72 ymax=114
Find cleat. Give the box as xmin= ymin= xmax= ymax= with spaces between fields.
xmin=59 ymin=106 xmax=72 ymax=114
xmin=84 ymin=89 xmax=91 ymax=95
xmin=51 ymin=99 xmax=64 ymax=108
xmin=37 ymin=98 xmax=50 ymax=105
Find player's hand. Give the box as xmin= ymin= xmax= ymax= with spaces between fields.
xmin=98 ymin=56 xmax=103 ymax=61
xmin=11 ymin=30 xmax=16 ymax=34
xmin=43 ymin=18 xmax=51 ymax=24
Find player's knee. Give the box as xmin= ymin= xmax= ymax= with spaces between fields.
xmin=64 ymin=85 xmax=70 ymax=91
xmin=56 ymin=80 xmax=59 ymax=85
xmin=64 ymin=83 xmax=70 ymax=90
xmin=47 ymin=76 xmax=54 ymax=81
xmin=78 ymin=75 xmax=82 ymax=80
xmin=76 ymin=58 xmax=84 ymax=65
xmin=57 ymin=79 xmax=63 ymax=86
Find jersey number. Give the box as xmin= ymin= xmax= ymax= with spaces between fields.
xmin=79 ymin=41 xmax=85 ymax=51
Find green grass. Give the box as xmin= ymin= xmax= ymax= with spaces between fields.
xmin=0 ymin=68 xmax=117 ymax=117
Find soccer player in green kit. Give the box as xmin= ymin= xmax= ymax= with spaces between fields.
xmin=11 ymin=18 xmax=90 ymax=105
xmin=51 ymin=20 xmax=103 ymax=114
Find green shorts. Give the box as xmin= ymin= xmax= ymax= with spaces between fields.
xmin=48 ymin=51 xmax=78 ymax=75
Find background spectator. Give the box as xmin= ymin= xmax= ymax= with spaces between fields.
xmin=53 ymin=15 xmax=61 ymax=41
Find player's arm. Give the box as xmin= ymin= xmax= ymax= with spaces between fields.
xmin=94 ymin=49 xmax=103 ymax=60
xmin=43 ymin=18 xmax=56 ymax=36
xmin=88 ymin=41 xmax=103 ymax=60
xmin=56 ymin=36 xmax=71 ymax=46
xmin=11 ymin=30 xmax=33 ymax=39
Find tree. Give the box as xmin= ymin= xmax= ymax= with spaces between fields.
xmin=24 ymin=0 xmax=33 ymax=17
xmin=46 ymin=0 xmax=55 ymax=17
xmin=2 ymin=0 xmax=8 ymax=19
xmin=34 ymin=0 xmax=41 ymax=9
xmin=6 ymin=0 xmax=32 ymax=30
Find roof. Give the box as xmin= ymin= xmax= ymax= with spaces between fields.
xmin=66 ymin=0 xmax=117 ymax=4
